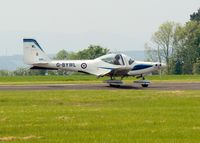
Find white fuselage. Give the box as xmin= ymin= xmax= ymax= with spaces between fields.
xmin=23 ymin=39 xmax=165 ymax=78
xmin=34 ymin=58 xmax=163 ymax=77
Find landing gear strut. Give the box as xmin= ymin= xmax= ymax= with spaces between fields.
xmin=141 ymin=77 xmax=149 ymax=87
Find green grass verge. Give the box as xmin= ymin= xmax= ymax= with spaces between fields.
xmin=0 ymin=90 xmax=200 ymax=143
xmin=0 ymin=75 xmax=101 ymax=85
xmin=148 ymin=74 xmax=200 ymax=82
xmin=0 ymin=74 xmax=200 ymax=85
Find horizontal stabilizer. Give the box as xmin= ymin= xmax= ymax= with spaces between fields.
xmin=30 ymin=66 xmax=58 ymax=70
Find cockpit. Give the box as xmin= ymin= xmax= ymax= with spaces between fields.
xmin=100 ymin=54 xmax=125 ymax=65
xmin=99 ymin=54 xmax=135 ymax=66
xmin=128 ymin=58 xmax=134 ymax=65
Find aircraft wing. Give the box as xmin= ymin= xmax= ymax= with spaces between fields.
xmin=94 ymin=68 xmax=112 ymax=77
xmin=97 ymin=67 xmax=130 ymax=77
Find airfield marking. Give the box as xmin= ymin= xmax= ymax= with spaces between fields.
xmin=0 ymin=82 xmax=200 ymax=90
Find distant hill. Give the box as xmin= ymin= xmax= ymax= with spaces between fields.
xmin=0 ymin=51 xmax=145 ymax=71
xmin=0 ymin=55 xmax=25 ymax=71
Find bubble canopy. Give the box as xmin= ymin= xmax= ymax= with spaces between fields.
xmin=98 ymin=54 xmax=135 ymax=66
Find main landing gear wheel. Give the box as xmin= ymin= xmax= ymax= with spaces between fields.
xmin=141 ymin=83 xmax=149 ymax=87
xmin=134 ymin=78 xmax=150 ymax=88
xmin=104 ymin=80 xmax=123 ymax=88
xmin=109 ymin=84 xmax=121 ymax=87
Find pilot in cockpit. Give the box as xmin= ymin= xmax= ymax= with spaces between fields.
xmin=114 ymin=54 xmax=121 ymax=65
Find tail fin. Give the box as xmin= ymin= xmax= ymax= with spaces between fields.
xmin=23 ymin=39 xmax=50 ymax=65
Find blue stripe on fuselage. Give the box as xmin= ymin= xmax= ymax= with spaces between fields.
xmin=132 ymin=64 xmax=153 ymax=71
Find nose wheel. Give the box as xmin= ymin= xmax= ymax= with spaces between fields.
xmin=141 ymin=83 xmax=149 ymax=87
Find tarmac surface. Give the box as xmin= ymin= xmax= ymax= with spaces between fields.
xmin=0 ymin=82 xmax=200 ymax=90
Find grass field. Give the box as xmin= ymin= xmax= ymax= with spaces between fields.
xmin=0 ymin=74 xmax=200 ymax=85
xmin=0 ymin=90 xmax=200 ymax=143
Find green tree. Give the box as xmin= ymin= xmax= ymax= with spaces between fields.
xmin=13 ymin=67 xmax=47 ymax=76
xmin=145 ymin=21 xmax=181 ymax=74
xmin=55 ymin=49 xmax=69 ymax=60
xmin=76 ymin=45 xmax=110 ymax=60
xmin=144 ymin=43 xmax=159 ymax=62
xmin=0 ymin=70 xmax=12 ymax=76
xmin=193 ymin=59 xmax=200 ymax=74
xmin=29 ymin=69 xmax=47 ymax=75
xmin=55 ymin=45 xmax=109 ymax=60
xmin=190 ymin=8 xmax=200 ymax=21
xmin=175 ymin=21 xmax=200 ymax=74
xmin=13 ymin=67 xmax=29 ymax=76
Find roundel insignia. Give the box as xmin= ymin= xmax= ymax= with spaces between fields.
xmin=81 ymin=63 xmax=87 ymax=69
xmin=56 ymin=63 xmax=61 ymax=67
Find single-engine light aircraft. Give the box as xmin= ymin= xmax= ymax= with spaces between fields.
xmin=23 ymin=39 xmax=166 ymax=87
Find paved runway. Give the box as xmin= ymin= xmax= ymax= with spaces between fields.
xmin=0 ymin=82 xmax=200 ymax=90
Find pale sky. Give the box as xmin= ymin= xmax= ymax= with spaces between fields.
xmin=0 ymin=0 xmax=199 ymax=56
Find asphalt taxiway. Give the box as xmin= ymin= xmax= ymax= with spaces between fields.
xmin=0 ymin=82 xmax=200 ymax=90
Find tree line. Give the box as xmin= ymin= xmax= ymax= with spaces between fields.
xmin=55 ymin=45 xmax=109 ymax=60
xmin=145 ymin=8 xmax=200 ymax=74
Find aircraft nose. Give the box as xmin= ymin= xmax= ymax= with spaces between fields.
xmin=160 ymin=63 xmax=167 ymax=68
xmin=154 ymin=63 xmax=167 ymax=69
